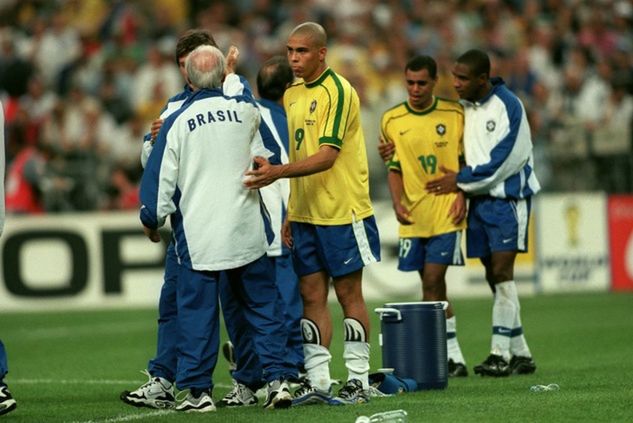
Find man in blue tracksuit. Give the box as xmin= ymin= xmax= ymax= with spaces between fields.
xmin=121 ymin=29 xmax=289 ymax=409
xmin=219 ymin=56 xmax=304 ymax=407
xmin=426 ymin=49 xmax=540 ymax=377
xmin=255 ymin=57 xmax=304 ymax=376
xmin=139 ymin=45 xmax=293 ymax=412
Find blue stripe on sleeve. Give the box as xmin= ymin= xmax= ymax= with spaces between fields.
xmin=238 ymin=75 xmax=254 ymax=99
xmin=259 ymin=120 xmax=282 ymax=165
xmin=139 ymin=112 xmax=181 ymax=229
xmin=521 ymin=164 xmax=535 ymax=197
xmin=259 ymin=99 xmax=289 ymax=153
xmin=170 ymin=188 xmax=193 ymax=269
xmin=504 ymin=172 xmax=522 ymax=198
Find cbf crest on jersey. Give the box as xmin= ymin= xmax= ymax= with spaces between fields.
xmin=436 ymin=123 xmax=446 ymax=136
xmin=486 ymin=120 xmax=496 ymax=132
xmin=310 ymin=100 xmax=317 ymax=114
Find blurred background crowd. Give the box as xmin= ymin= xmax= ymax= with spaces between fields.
xmin=0 ymin=0 xmax=631 ymax=214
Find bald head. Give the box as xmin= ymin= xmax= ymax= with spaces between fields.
xmin=185 ymin=45 xmax=225 ymax=90
xmin=289 ymin=22 xmax=327 ymax=48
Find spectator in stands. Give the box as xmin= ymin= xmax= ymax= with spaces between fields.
xmin=592 ymin=76 xmax=633 ymax=193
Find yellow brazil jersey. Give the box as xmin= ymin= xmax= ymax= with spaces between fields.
xmin=284 ymin=68 xmax=373 ymax=225
xmin=381 ymin=97 xmax=466 ymax=238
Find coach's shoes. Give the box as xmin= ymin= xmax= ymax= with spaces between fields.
xmin=175 ymin=389 xmax=215 ymax=413
xmin=292 ymin=379 xmax=337 ymax=406
xmin=219 ymin=380 xmax=258 ymax=407
xmin=448 ymin=359 xmax=469 ymax=377
xmin=510 ymin=355 xmax=537 ymax=375
xmin=473 ymin=354 xmax=511 ymax=377
xmin=263 ymin=380 xmax=292 ymax=409
xmin=0 ymin=384 xmax=17 ymax=416
xmin=120 ymin=370 xmax=175 ymax=409
xmin=222 ymin=341 xmax=237 ymax=372
xmin=334 ymin=379 xmax=370 ymax=405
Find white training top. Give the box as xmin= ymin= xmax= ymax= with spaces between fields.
xmin=140 ymin=88 xmax=271 ymax=271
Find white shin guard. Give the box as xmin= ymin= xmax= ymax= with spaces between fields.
xmin=343 ymin=318 xmax=370 ymax=388
xmin=301 ymin=318 xmax=332 ymax=391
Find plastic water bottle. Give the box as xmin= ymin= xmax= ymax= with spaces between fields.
xmin=355 ymin=409 xmax=408 ymax=423
xmin=529 ymin=383 xmax=560 ymax=392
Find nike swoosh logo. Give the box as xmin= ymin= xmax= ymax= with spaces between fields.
xmin=440 ymin=252 xmax=449 ymax=256
xmin=343 ymin=258 xmax=353 ymax=265
xmin=289 ymin=102 xmax=297 ymax=107
xmin=399 ymin=129 xmax=411 ymax=136
xmin=502 ymin=238 xmax=513 ymax=244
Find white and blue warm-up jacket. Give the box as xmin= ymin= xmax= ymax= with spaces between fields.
xmin=457 ymin=77 xmax=541 ymax=199
xmin=139 ymin=88 xmax=273 ymax=271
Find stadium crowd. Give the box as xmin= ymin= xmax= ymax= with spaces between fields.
xmin=0 ymin=0 xmax=631 ymax=213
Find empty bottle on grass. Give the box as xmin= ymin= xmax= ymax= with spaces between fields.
xmin=355 ymin=409 xmax=408 ymax=422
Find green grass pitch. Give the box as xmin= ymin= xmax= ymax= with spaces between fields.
xmin=1 ymin=292 xmax=632 ymax=422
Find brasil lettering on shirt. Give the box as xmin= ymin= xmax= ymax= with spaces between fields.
xmin=187 ymin=109 xmax=243 ymax=131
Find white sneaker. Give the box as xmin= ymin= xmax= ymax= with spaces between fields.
xmin=120 ymin=370 xmax=175 ymax=409
xmin=292 ymin=379 xmax=338 ymax=406
xmin=263 ymin=380 xmax=292 ymax=409
xmin=219 ymin=380 xmax=258 ymax=407
xmin=0 ymin=384 xmax=17 ymax=416
xmin=175 ymin=390 xmax=216 ymax=413
xmin=334 ymin=379 xmax=370 ymax=405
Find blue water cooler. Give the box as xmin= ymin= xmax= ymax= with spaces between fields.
xmin=375 ymin=301 xmax=448 ymax=390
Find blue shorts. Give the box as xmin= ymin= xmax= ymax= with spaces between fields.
xmin=466 ymin=196 xmax=532 ymax=258
xmin=398 ymin=231 xmax=464 ymax=271
xmin=290 ymin=216 xmax=381 ymax=278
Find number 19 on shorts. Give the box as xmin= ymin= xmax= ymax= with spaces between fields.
xmin=399 ymin=238 xmax=412 ymax=258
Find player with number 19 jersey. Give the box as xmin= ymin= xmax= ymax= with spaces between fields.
xmin=381 ymin=97 xmax=466 ymax=238
xmin=283 ymin=68 xmax=373 ymax=225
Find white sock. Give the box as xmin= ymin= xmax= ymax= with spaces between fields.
xmin=491 ymin=281 xmax=517 ymax=360
xmin=301 ymin=318 xmax=332 ymax=391
xmin=446 ymin=316 xmax=466 ymax=364
xmin=343 ymin=341 xmax=370 ymax=389
xmin=510 ymin=305 xmax=532 ymax=358
xmin=303 ymin=343 xmax=332 ymax=391
xmin=343 ymin=318 xmax=370 ymax=389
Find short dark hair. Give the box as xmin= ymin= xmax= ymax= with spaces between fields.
xmin=175 ymin=29 xmax=217 ymax=64
xmin=257 ymin=56 xmax=294 ymax=101
xmin=456 ymin=49 xmax=491 ymax=78
xmin=405 ymin=55 xmax=437 ymax=79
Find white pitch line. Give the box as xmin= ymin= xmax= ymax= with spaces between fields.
xmin=15 ymin=321 xmax=152 ymax=340
xmin=13 ymin=378 xmax=233 ymax=389
xmin=14 ymin=378 xmax=143 ymax=385
xmin=69 ymin=409 xmax=173 ymax=423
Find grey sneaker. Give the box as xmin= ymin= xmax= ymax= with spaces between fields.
xmin=120 ymin=370 xmax=175 ymax=409
xmin=292 ymin=379 xmax=339 ymax=406
xmin=334 ymin=379 xmax=370 ymax=405
xmin=219 ymin=380 xmax=258 ymax=407
xmin=175 ymin=389 xmax=215 ymax=413
xmin=0 ymin=384 xmax=17 ymax=416
xmin=263 ymin=380 xmax=292 ymax=409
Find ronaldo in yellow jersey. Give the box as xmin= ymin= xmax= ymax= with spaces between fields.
xmin=245 ymin=22 xmax=379 ymax=404
xmin=379 ymin=55 xmax=468 ymax=377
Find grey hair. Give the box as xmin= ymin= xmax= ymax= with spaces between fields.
xmin=185 ymin=45 xmax=226 ymax=89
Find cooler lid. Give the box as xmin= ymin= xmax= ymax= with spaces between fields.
xmin=384 ymin=301 xmax=448 ymax=310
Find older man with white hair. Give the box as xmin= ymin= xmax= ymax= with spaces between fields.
xmin=139 ymin=45 xmax=293 ymax=412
